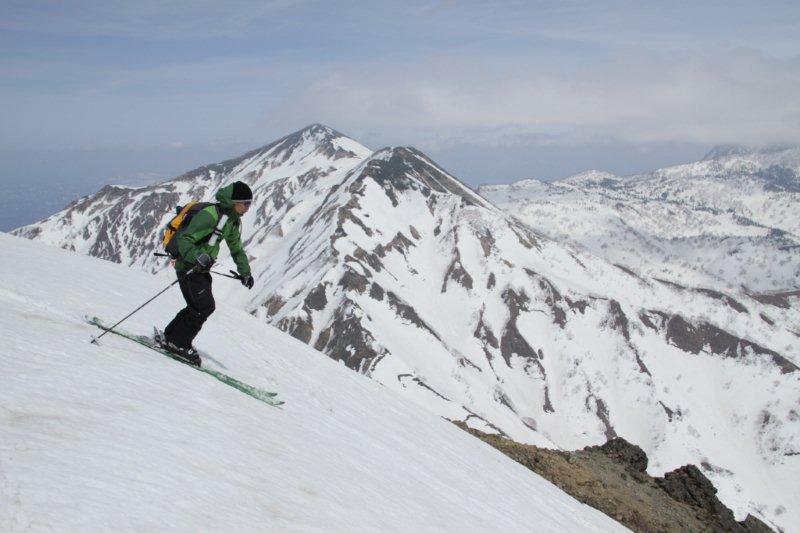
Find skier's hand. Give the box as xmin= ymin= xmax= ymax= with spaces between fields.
xmin=196 ymin=253 xmax=213 ymax=270
xmin=240 ymin=273 xmax=254 ymax=290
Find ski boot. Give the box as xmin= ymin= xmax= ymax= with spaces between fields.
xmin=154 ymin=328 xmax=202 ymax=367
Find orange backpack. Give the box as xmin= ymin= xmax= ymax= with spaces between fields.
xmin=162 ymin=202 xmax=217 ymax=259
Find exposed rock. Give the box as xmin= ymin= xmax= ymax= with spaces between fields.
xmin=665 ymin=315 xmax=797 ymax=373
xmin=594 ymin=438 xmax=648 ymax=473
xmin=565 ymin=297 xmax=589 ymax=314
xmin=603 ymin=300 xmax=631 ymax=341
xmin=375 ymin=231 xmax=415 ymax=258
xmin=454 ymin=424 xmax=775 ymax=533
xmin=338 ymin=268 xmax=369 ymax=294
xmin=369 ymin=282 xmax=385 ymax=301
xmin=277 ymin=314 xmax=314 ymax=344
xmin=613 ymin=263 xmax=644 ymax=281
xmin=524 ymin=269 xmax=567 ymax=327
xmin=587 ymin=395 xmax=618 ymax=440
xmin=639 ymin=310 xmax=668 ymax=332
xmin=749 ymin=289 xmax=800 ymax=309
xmin=510 ymin=222 xmax=538 ymax=249
xmin=442 ymin=255 xmax=473 ymax=292
xmin=694 ymin=288 xmax=749 ymax=313
xmin=657 ymin=465 xmax=737 ymax=526
xmin=500 ymin=289 xmax=538 ymax=365
xmin=399 ymin=374 xmax=451 ymax=401
xmin=353 ymin=246 xmax=384 ymax=272
xmin=304 ymin=283 xmax=328 ymax=311
xmin=363 ymin=147 xmax=482 ymax=207
xmin=386 ymin=291 xmax=441 ymax=341
xmin=315 ymin=304 xmax=387 ymax=373
xmin=479 ymin=229 xmax=495 ymax=257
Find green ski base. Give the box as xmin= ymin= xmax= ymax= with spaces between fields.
xmin=86 ymin=316 xmax=283 ymax=407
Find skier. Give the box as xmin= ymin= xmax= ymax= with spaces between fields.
xmin=158 ymin=181 xmax=255 ymax=366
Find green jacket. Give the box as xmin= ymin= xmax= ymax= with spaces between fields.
xmin=176 ymin=183 xmax=251 ymax=276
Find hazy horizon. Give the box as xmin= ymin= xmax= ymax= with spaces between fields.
xmin=2 ymin=0 xmax=798 ymax=229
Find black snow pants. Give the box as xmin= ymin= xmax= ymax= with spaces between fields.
xmin=163 ymin=271 xmax=215 ymax=349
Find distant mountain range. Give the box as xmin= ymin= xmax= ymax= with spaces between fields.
xmin=479 ymin=145 xmax=800 ymax=292
xmin=13 ymin=125 xmax=800 ymax=530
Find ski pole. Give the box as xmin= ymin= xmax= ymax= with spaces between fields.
xmin=90 ymin=266 xmax=197 ymax=344
xmin=154 ymin=253 xmax=239 ymax=280
xmin=210 ymin=269 xmax=242 ymax=280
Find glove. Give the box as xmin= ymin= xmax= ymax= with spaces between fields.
xmin=195 ymin=253 xmax=213 ymax=270
xmin=240 ymin=273 xmax=254 ymax=290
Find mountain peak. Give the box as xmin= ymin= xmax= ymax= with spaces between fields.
xmin=297 ymin=123 xmax=342 ymax=139
xmin=702 ymin=144 xmax=755 ymax=161
xmin=361 ymin=146 xmax=489 ymax=208
xmin=244 ymin=124 xmax=371 ymax=168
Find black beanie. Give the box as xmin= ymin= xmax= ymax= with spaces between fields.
xmin=231 ymin=181 xmax=253 ymax=201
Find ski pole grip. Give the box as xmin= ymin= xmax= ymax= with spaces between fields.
xmin=229 ymin=270 xmax=242 ymax=280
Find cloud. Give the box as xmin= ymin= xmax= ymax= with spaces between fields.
xmin=270 ymin=50 xmax=800 ymax=147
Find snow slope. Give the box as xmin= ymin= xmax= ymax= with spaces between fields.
xmin=0 ymin=233 xmax=625 ymax=531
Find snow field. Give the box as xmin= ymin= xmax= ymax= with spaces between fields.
xmin=0 ymin=233 xmax=626 ymax=532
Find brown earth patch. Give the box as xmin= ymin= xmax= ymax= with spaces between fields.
xmin=454 ymin=424 xmax=773 ymax=533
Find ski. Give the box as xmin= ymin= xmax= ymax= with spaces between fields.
xmin=85 ymin=316 xmax=283 ymax=407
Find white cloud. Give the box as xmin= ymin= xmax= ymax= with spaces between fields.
xmin=271 ymin=50 xmax=800 ymax=147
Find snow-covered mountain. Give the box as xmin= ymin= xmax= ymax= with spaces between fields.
xmin=13 ymin=126 xmax=800 ymax=530
xmin=0 ymin=232 xmax=625 ymax=531
xmin=478 ymin=146 xmax=800 ymax=292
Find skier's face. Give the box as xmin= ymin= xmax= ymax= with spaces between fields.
xmin=234 ymin=201 xmax=251 ymax=215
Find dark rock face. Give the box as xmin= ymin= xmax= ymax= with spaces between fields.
xmin=587 ymin=395 xmax=617 ymax=440
xmin=598 ymin=438 xmax=648 ymax=473
xmin=442 ymin=256 xmax=473 ymax=292
xmin=524 ymin=269 xmax=567 ymax=327
xmin=614 ymin=263 xmax=643 ymax=280
xmin=315 ymin=304 xmax=386 ymax=373
xmin=338 ymin=268 xmax=369 ymax=294
xmin=304 ymin=283 xmax=328 ymax=311
xmin=665 ymin=315 xmax=797 ymax=374
xmin=363 ymin=147 xmax=483 ymax=207
xmin=386 ymin=291 xmax=441 ymax=341
xmin=694 ymin=288 xmax=749 ymax=313
xmin=500 ymin=289 xmax=536 ymax=366
xmin=263 ymin=295 xmax=286 ymax=316
xmin=278 ymin=315 xmax=314 ymax=344
xmin=654 ymin=465 xmax=775 ymax=532
xmin=369 ymin=282 xmax=385 ymax=301
xmin=750 ymin=289 xmax=800 ymax=309
xmin=604 ymin=300 xmax=631 ymax=341
xmin=658 ymin=465 xmax=721 ymax=511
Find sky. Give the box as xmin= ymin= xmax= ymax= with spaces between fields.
xmin=1 ymin=0 xmax=799 ymax=229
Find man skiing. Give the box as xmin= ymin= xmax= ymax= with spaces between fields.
xmin=159 ymin=181 xmax=255 ymax=366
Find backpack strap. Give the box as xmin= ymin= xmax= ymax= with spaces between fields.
xmin=209 ymin=204 xmax=228 ymax=247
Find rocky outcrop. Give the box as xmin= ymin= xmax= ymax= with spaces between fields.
xmin=455 ymin=424 xmax=774 ymax=533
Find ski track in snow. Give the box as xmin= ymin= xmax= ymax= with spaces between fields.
xmin=0 ymin=233 xmax=626 ymax=532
